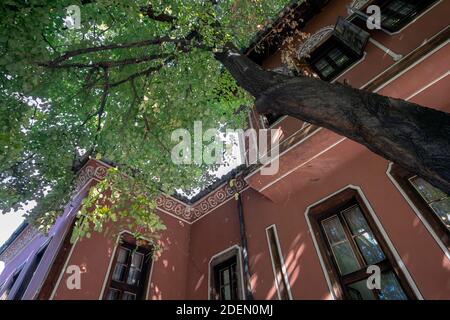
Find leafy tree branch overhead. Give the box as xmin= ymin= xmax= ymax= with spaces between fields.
xmin=1 ymin=0 xmax=449 ymax=240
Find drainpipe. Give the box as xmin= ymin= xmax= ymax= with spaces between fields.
xmin=346 ymin=6 xmax=403 ymax=62
xmin=368 ymin=38 xmax=403 ymax=62
xmin=230 ymin=178 xmax=254 ymax=300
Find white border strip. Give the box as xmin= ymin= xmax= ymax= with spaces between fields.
xmin=360 ymin=33 xmax=449 ymax=92
xmin=405 ymin=71 xmax=450 ymax=101
xmin=265 ymin=224 xmax=293 ymax=300
xmin=49 ymin=238 xmax=78 ymax=300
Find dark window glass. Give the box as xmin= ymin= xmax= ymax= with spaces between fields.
xmin=213 ymin=256 xmax=239 ymax=300
xmin=409 ymin=176 xmax=450 ymax=231
xmin=104 ymin=236 xmax=152 ymax=300
xmin=320 ymin=204 xmax=408 ymax=300
xmin=309 ymin=36 xmax=360 ymax=81
xmin=379 ymin=0 xmax=437 ymax=32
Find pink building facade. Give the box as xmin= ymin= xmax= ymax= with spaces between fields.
xmin=1 ymin=0 xmax=449 ymax=300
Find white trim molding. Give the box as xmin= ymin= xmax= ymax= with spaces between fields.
xmin=360 ymin=27 xmax=449 ymax=92
xmin=405 ymin=71 xmax=450 ymax=101
xmin=265 ymin=224 xmax=293 ymax=300
xmin=49 ymin=238 xmax=78 ymax=300
xmin=304 ymin=184 xmax=423 ymax=300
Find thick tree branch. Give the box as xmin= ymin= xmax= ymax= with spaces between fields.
xmin=140 ymin=6 xmax=176 ymax=23
xmin=216 ymin=45 xmax=450 ymax=194
xmin=44 ymin=36 xmax=188 ymax=65
xmin=96 ymin=68 xmax=109 ymax=133
xmin=109 ymin=65 xmax=163 ymax=88
xmin=142 ymin=114 xmax=171 ymax=155
xmin=40 ymin=53 xmax=171 ymax=69
xmin=41 ymin=31 xmax=209 ymax=70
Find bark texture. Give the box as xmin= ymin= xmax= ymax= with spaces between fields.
xmin=215 ymin=45 xmax=450 ymax=194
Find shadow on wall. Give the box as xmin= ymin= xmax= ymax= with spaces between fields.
xmin=261 ymin=231 xmax=313 ymax=300
xmin=148 ymin=228 xmax=190 ymax=300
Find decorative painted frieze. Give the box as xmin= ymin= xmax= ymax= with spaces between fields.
xmin=74 ymin=159 xmax=248 ymax=224
xmin=0 ymin=225 xmax=40 ymax=264
xmin=74 ymin=164 xmax=108 ymax=192
xmin=190 ymin=176 xmax=247 ymax=222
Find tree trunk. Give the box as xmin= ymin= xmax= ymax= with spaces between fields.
xmin=215 ymin=45 xmax=450 ymax=194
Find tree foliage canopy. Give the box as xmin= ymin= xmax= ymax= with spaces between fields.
xmin=0 ymin=0 xmax=290 ymax=237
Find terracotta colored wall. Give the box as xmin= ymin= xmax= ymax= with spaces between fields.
xmin=180 ymin=0 xmax=450 ymax=300
xmin=147 ymin=213 xmax=191 ymax=300
xmin=183 ymin=140 xmax=450 ymax=300
xmin=186 ymin=199 xmax=241 ymax=299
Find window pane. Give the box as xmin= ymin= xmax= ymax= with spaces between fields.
xmin=429 ymin=198 xmax=450 ymax=230
xmin=343 ymin=206 xmax=370 ymax=234
xmin=221 ymin=268 xmax=230 ymax=285
xmin=347 ymin=279 xmax=376 ymax=300
xmin=381 ymin=0 xmax=418 ymax=30
xmin=122 ymin=292 xmax=136 ymax=300
xmin=127 ymin=268 xmax=141 ymax=286
xmin=410 ymin=176 xmax=447 ymax=203
xmin=220 ymin=267 xmax=233 ymax=300
xmin=378 ymin=271 xmax=407 ymax=300
xmin=387 ymin=1 xmax=415 ymax=17
xmin=126 ymin=252 xmax=144 ymax=285
xmin=328 ymin=48 xmax=349 ymax=67
xmin=106 ymin=288 xmax=120 ymax=300
xmin=332 ymin=242 xmax=361 ymax=275
xmin=221 ymin=284 xmax=231 ymax=300
xmin=314 ymin=59 xmax=334 ymax=78
xmin=343 ymin=206 xmax=385 ymax=264
xmin=354 ymin=236 xmax=385 ymax=265
xmin=231 ymin=263 xmax=236 ymax=281
xmin=117 ymin=247 xmax=130 ymax=264
xmin=131 ymin=252 xmax=144 ymax=270
xmin=214 ymin=258 xmax=238 ymax=300
xmin=322 ymin=216 xmax=360 ymax=275
xmin=410 ymin=176 xmax=450 ymax=230
xmin=322 ymin=216 xmax=347 ymax=244
xmin=112 ymin=264 xmax=127 ymax=282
